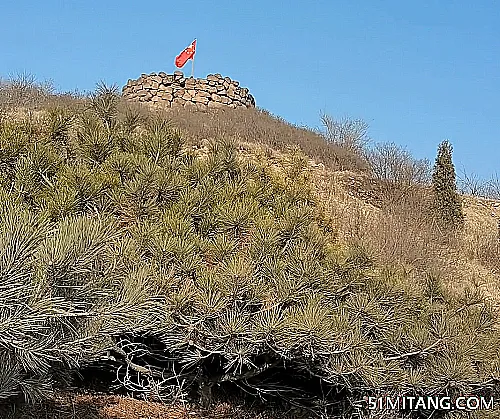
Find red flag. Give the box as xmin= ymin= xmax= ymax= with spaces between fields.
xmin=175 ymin=39 xmax=196 ymax=68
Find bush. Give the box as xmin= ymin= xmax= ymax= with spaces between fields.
xmin=320 ymin=113 xmax=370 ymax=154
xmin=0 ymin=73 xmax=54 ymax=109
xmin=367 ymin=141 xmax=431 ymax=188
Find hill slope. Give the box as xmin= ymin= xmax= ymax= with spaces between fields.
xmin=0 ymin=83 xmax=499 ymax=418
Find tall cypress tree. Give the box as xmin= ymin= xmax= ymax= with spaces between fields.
xmin=432 ymin=140 xmax=464 ymax=229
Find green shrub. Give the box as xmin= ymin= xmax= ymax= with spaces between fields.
xmin=0 ymin=89 xmax=498 ymax=418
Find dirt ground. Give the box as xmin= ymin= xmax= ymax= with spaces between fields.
xmin=0 ymin=391 xmax=303 ymax=419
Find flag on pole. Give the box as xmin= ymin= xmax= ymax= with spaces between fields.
xmin=175 ymin=39 xmax=196 ymax=68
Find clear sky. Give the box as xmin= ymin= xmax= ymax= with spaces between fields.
xmin=2 ymin=0 xmax=499 ymax=179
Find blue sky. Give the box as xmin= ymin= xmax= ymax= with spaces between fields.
xmin=2 ymin=0 xmax=499 ymax=179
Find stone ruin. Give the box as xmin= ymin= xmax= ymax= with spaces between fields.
xmin=122 ymin=71 xmax=256 ymax=110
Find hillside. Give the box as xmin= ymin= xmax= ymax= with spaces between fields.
xmin=0 ymin=80 xmax=499 ymax=419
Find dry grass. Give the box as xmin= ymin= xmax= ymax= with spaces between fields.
xmin=155 ymin=105 xmax=369 ymax=173
xmin=311 ymin=163 xmax=500 ymax=308
xmin=461 ymin=196 xmax=500 ymax=269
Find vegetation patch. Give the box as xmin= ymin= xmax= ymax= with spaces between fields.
xmin=0 ymin=84 xmax=499 ymax=418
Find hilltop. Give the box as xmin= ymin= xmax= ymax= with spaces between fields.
xmin=0 ymin=77 xmax=499 ymax=419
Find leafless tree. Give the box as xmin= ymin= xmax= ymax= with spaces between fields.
xmin=457 ymin=168 xmax=487 ymax=197
xmin=367 ymin=141 xmax=431 ymax=187
xmin=320 ymin=113 xmax=370 ymax=153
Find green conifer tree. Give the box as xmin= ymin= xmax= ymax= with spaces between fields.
xmin=432 ymin=140 xmax=464 ymax=229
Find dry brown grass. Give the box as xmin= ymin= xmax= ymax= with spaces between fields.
xmin=461 ymin=196 xmax=500 ymax=269
xmin=155 ymin=105 xmax=369 ymax=173
xmin=316 ymin=168 xmax=500 ymax=308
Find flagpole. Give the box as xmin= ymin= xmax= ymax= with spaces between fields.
xmin=191 ymin=38 xmax=196 ymax=78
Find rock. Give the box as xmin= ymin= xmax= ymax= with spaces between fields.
xmin=163 ymin=75 xmax=175 ymax=84
xmin=192 ymin=94 xmax=209 ymax=105
xmin=211 ymin=93 xmax=221 ymax=102
xmin=174 ymin=70 xmax=184 ymax=78
xmin=208 ymin=100 xmax=224 ymax=108
xmin=207 ymin=74 xmax=218 ymax=82
xmin=172 ymin=97 xmax=186 ymax=106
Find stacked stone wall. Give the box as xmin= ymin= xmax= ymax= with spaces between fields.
xmin=122 ymin=71 xmax=255 ymax=110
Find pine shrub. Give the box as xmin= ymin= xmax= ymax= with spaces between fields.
xmin=0 ymin=88 xmax=498 ymax=418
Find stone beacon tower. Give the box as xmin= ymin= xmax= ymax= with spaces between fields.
xmin=122 ymin=71 xmax=256 ymax=111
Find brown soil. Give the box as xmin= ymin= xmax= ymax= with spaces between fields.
xmin=0 ymin=391 xmax=303 ymax=419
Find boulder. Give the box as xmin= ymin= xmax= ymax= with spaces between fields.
xmin=208 ymin=100 xmax=224 ymax=109
xmin=192 ymin=94 xmax=209 ymax=105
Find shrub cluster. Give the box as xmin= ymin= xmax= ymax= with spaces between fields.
xmin=0 ymin=88 xmax=499 ymax=418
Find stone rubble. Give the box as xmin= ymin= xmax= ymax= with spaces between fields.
xmin=122 ymin=72 xmax=256 ymax=111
